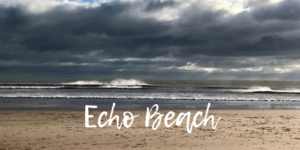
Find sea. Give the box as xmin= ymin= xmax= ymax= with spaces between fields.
xmin=1 ymin=78 xmax=300 ymax=110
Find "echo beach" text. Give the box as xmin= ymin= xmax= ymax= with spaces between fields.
xmin=85 ymin=103 xmax=221 ymax=133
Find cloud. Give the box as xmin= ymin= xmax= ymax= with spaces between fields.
xmin=252 ymin=0 xmax=300 ymax=21
xmin=0 ymin=0 xmax=300 ymax=79
xmin=144 ymin=0 xmax=178 ymax=12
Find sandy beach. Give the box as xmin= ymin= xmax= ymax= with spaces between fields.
xmin=1 ymin=110 xmax=300 ymax=150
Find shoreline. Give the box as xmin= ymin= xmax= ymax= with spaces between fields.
xmin=1 ymin=110 xmax=300 ymax=149
xmin=2 ymin=100 xmax=300 ymax=111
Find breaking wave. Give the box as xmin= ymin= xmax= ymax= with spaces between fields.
xmin=110 ymin=79 xmax=148 ymax=85
xmin=62 ymin=81 xmax=103 ymax=85
xmin=232 ymin=86 xmax=300 ymax=94
xmin=0 ymin=86 xmax=62 ymax=89
xmin=62 ymin=79 xmax=148 ymax=85
xmin=101 ymin=85 xmax=143 ymax=89
xmin=0 ymin=79 xmax=151 ymax=89
xmin=61 ymin=79 xmax=150 ymax=89
xmin=0 ymin=92 xmax=299 ymax=101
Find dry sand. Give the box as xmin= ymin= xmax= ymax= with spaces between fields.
xmin=1 ymin=110 xmax=300 ymax=150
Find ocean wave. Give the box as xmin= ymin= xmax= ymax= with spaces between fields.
xmin=232 ymin=86 xmax=300 ymax=94
xmin=101 ymin=85 xmax=143 ymax=89
xmin=110 ymin=79 xmax=148 ymax=85
xmin=61 ymin=78 xmax=150 ymax=89
xmin=0 ymin=86 xmax=62 ymax=89
xmin=0 ymin=92 xmax=299 ymax=101
xmin=0 ymin=79 xmax=151 ymax=89
xmin=62 ymin=81 xmax=103 ymax=85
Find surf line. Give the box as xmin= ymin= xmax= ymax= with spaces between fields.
xmin=85 ymin=103 xmax=221 ymax=133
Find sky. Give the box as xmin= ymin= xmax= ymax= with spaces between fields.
xmin=0 ymin=0 xmax=300 ymax=80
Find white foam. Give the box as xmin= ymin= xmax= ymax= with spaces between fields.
xmin=62 ymin=81 xmax=103 ymax=85
xmin=101 ymin=85 xmax=143 ymax=89
xmin=235 ymin=86 xmax=273 ymax=92
xmin=278 ymin=89 xmax=300 ymax=93
xmin=233 ymin=86 xmax=300 ymax=93
xmin=62 ymin=79 xmax=149 ymax=88
xmin=110 ymin=79 xmax=148 ymax=86
xmin=0 ymin=92 xmax=299 ymax=101
xmin=0 ymin=86 xmax=62 ymax=89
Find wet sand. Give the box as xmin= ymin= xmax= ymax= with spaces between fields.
xmin=1 ymin=110 xmax=300 ymax=150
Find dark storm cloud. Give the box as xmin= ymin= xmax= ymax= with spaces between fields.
xmin=1 ymin=0 xmax=300 ymax=79
xmin=252 ymin=0 xmax=300 ymax=21
xmin=144 ymin=0 xmax=178 ymax=12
